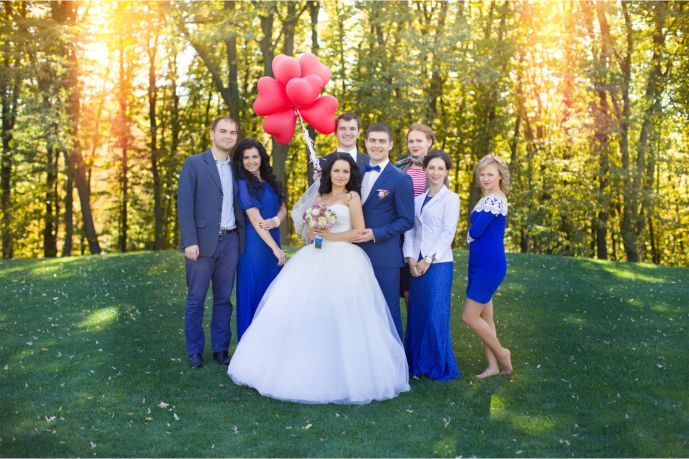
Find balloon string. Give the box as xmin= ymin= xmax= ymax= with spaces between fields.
xmin=296 ymin=110 xmax=321 ymax=172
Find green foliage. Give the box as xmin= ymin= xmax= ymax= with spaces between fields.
xmin=1 ymin=1 xmax=689 ymax=265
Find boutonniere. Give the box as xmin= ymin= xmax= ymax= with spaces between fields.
xmin=377 ymin=189 xmax=391 ymax=199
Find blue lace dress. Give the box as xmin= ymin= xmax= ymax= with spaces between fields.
xmin=466 ymin=194 xmax=508 ymax=304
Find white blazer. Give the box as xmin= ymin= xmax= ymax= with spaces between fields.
xmin=403 ymin=186 xmax=460 ymax=264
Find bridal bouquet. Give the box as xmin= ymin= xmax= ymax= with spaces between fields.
xmin=302 ymin=204 xmax=336 ymax=231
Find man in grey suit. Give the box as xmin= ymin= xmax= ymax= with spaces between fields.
xmin=318 ymin=113 xmax=369 ymax=173
xmin=177 ymin=117 xmax=245 ymax=369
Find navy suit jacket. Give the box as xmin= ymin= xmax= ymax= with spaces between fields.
xmin=319 ymin=150 xmax=369 ymax=174
xmin=359 ymin=163 xmax=414 ymax=268
xmin=177 ymin=149 xmax=245 ymax=257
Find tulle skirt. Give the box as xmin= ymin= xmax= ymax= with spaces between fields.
xmin=228 ymin=240 xmax=410 ymax=404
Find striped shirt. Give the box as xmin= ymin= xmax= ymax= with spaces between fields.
xmin=406 ymin=166 xmax=427 ymax=197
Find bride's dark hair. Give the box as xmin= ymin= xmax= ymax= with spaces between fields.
xmin=318 ymin=153 xmax=362 ymax=196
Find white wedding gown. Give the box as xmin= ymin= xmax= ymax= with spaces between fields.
xmin=227 ymin=204 xmax=410 ymax=404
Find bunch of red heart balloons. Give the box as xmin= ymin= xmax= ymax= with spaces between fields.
xmin=253 ymin=52 xmax=338 ymax=145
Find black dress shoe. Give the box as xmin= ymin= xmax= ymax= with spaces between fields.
xmin=188 ymin=353 xmax=203 ymax=369
xmin=212 ymin=351 xmax=231 ymax=365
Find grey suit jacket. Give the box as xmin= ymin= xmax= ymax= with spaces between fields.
xmin=177 ymin=149 xmax=245 ymax=257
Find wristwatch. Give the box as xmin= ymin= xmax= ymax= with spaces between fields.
xmin=424 ymin=255 xmax=434 ymax=264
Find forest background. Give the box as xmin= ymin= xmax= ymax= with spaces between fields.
xmin=1 ymin=0 xmax=688 ymax=267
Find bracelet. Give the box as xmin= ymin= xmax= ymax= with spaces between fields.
xmin=273 ymin=216 xmax=281 ymax=226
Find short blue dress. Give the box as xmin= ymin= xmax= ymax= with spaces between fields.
xmin=236 ymin=179 xmax=282 ymax=340
xmin=466 ymin=194 xmax=508 ymax=304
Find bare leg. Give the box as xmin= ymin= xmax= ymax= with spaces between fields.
xmin=403 ymin=290 xmax=410 ymax=310
xmin=476 ymin=301 xmax=500 ymax=378
xmin=462 ymin=298 xmax=512 ymax=374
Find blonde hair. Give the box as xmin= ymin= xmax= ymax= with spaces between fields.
xmin=475 ymin=154 xmax=511 ymax=195
xmin=406 ymin=123 xmax=435 ymax=143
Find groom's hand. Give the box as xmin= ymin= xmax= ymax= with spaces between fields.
xmin=352 ymin=229 xmax=374 ymax=243
xmin=185 ymin=244 xmax=200 ymax=261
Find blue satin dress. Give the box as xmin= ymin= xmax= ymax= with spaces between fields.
xmin=404 ymin=196 xmax=461 ymax=381
xmin=466 ymin=194 xmax=508 ymax=304
xmin=236 ymin=179 xmax=282 ymax=340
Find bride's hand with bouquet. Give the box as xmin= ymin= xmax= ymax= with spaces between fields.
xmin=303 ymin=203 xmax=337 ymax=240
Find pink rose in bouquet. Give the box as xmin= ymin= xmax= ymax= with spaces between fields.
xmin=302 ymin=204 xmax=337 ymax=231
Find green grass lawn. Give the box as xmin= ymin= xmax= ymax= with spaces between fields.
xmin=0 ymin=249 xmax=687 ymax=457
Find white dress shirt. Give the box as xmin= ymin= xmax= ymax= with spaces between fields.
xmin=213 ymin=153 xmax=236 ymax=230
xmin=337 ymin=146 xmax=358 ymax=163
xmin=361 ymin=159 xmax=389 ymax=203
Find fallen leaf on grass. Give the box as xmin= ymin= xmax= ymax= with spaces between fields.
xmin=90 ymin=441 xmax=96 ymax=448
xmin=144 ymin=416 xmax=154 ymax=422
xmin=304 ymin=423 xmax=312 ymax=430
xmin=158 ymin=401 xmax=170 ymax=409
xmin=173 ymin=413 xmax=180 ymax=421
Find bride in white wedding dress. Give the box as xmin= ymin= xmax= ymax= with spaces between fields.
xmin=227 ymin=154 xmax=409 ymax=404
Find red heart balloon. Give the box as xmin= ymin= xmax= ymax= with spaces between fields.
xmin=300 ymin=95 xmax=338 ymax=134
xmin=299 ymin=52 xmax=331 ymax=87
xmin=262 ymin=109 xmax=296 ymax=145
xmin=272 ymin=54 xmax=287 ymax=74
xmin=253 ymin=77 xmax=290 ymax=116
xmin=285 ymin=75 xmax=324 ymax=108
xmin=304 ymin=74 xmax=324 ymax=91
xmin=273 ymin=55 xmax=301 ymax=86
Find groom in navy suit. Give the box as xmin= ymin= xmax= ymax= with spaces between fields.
xmin=353 ymin=123 xmax=414 ymax=339
xmin=177 ymin=117 xmax=245 ymax=369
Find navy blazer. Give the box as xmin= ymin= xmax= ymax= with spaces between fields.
xmin=319 ymin=150 xmax=369 ymax=174
xmin=177 ymin=149 xmax=245 ymax=257
xmin=358 ymin=163 xmax=414 ymax=268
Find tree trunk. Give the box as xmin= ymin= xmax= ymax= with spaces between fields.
xmin=335 ymin=1 xmax=347 ymax=100
xmin=62 ymin=152 xmax=74 ymax=256
xmin=147 ymin=23 xmax=163 ymax=250
xmin=0 ymin=59 xmax=18 ymax=259
xmin=617 ymin=1 xmax=637 ymax=262
xmin=0 ymin=2 xmax=24 ymax=259
xmin=58 ymin=0 xmax=101 ymax=254
xmin=306 ymin=0 xmax=320 ymax=186
xmin=116 ymin=31 xmax=130 ymax=253
xmin=592 ymin=1 xmax=614 ymax=260
xmin=223 ymin=0 xmax=240 ymax=126
xmin=426 ymin=1 xmax=448 ymax=121
xmin=43 ymin=146 xmax=59 ymax=257
xmin=168 ymin=46 xmax=181 ymax=248
xmin=632 ymin=3 xmax=667 ymax=262
xmin=274 ymin=1 xmax=307 ymax=241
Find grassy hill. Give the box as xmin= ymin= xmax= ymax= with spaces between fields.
xmin=0 ymin=249 xmax=687 ymax=457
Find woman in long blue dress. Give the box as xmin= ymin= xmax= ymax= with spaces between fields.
xmin=402 ymin=150 xmax=460 ymax=380
xmin=233 ymin=138 xmax=287 ymax=340
xmin=462 ymin=154 xmax=513 ymax=378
